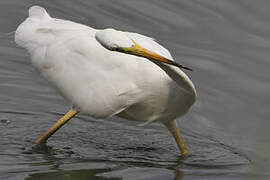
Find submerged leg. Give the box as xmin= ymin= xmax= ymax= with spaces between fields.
xmin=164 ymin=119 xmax=188 ymax=156
xmin=34 ymin=108 xmax=78 ymax=144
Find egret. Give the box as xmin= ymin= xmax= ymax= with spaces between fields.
xmin=15 ymin=6 xmax=196 ymax=155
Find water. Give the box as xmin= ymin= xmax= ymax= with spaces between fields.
xmin=0 ymin=0 xmax=269 ymax=179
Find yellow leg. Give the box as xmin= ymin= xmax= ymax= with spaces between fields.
xmin=164 ymin=120 xmax=188 ymax=156
xmin=34 ymin=108 xmax=78 ymax=144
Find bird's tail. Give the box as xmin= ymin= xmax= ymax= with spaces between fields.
xmin=14 ymin=6 xmax=52 ymax=50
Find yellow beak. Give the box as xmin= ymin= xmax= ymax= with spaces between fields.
xmin=120 ymin=40 xmax=192 ymax=71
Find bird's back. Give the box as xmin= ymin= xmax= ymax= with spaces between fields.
xmin=15 ymin=6 xmax=94 ymax=51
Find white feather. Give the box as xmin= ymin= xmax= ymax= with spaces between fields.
xmin=15 ymin=6 xmax=196 ymax=124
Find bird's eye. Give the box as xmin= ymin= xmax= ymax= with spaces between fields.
xmin=114 ymin=47 xmax=121 ymax=52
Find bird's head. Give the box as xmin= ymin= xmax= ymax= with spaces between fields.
xmin=95 ymin=28 xmax=192 ymax=71
xmin=95 ymin=28 xmax=133 ymax=51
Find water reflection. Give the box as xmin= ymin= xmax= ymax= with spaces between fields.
xmin=26 ymin=169 xmax=118 ymax=180
xmin=26 ymin=169 xmax=184 ymax=180
xmin=23 ymin=143 xmax=185 ymax=180
xmin=174 ymin=171 xmax=184 ymax=180
xmin=20 ymin=140 xmax=250 ymax=180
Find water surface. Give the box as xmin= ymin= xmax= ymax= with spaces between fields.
xmin=0 ymin=0 xmax=269 ymax=179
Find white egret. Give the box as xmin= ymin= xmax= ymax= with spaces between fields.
xmin=15 ymin=6 xmax=196 ymax=155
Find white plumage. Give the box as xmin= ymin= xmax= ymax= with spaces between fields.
xmin=15 ymin=6 xmax=196 ymax=154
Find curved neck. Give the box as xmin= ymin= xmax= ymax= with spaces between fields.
xmin=154 ymin=61 xmax=197 ymax=98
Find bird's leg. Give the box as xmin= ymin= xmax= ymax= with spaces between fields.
xmin=34 ymin=108 xmax=78 ymax=144
xmin=164 ymin=120 xmax=188 ymax=156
